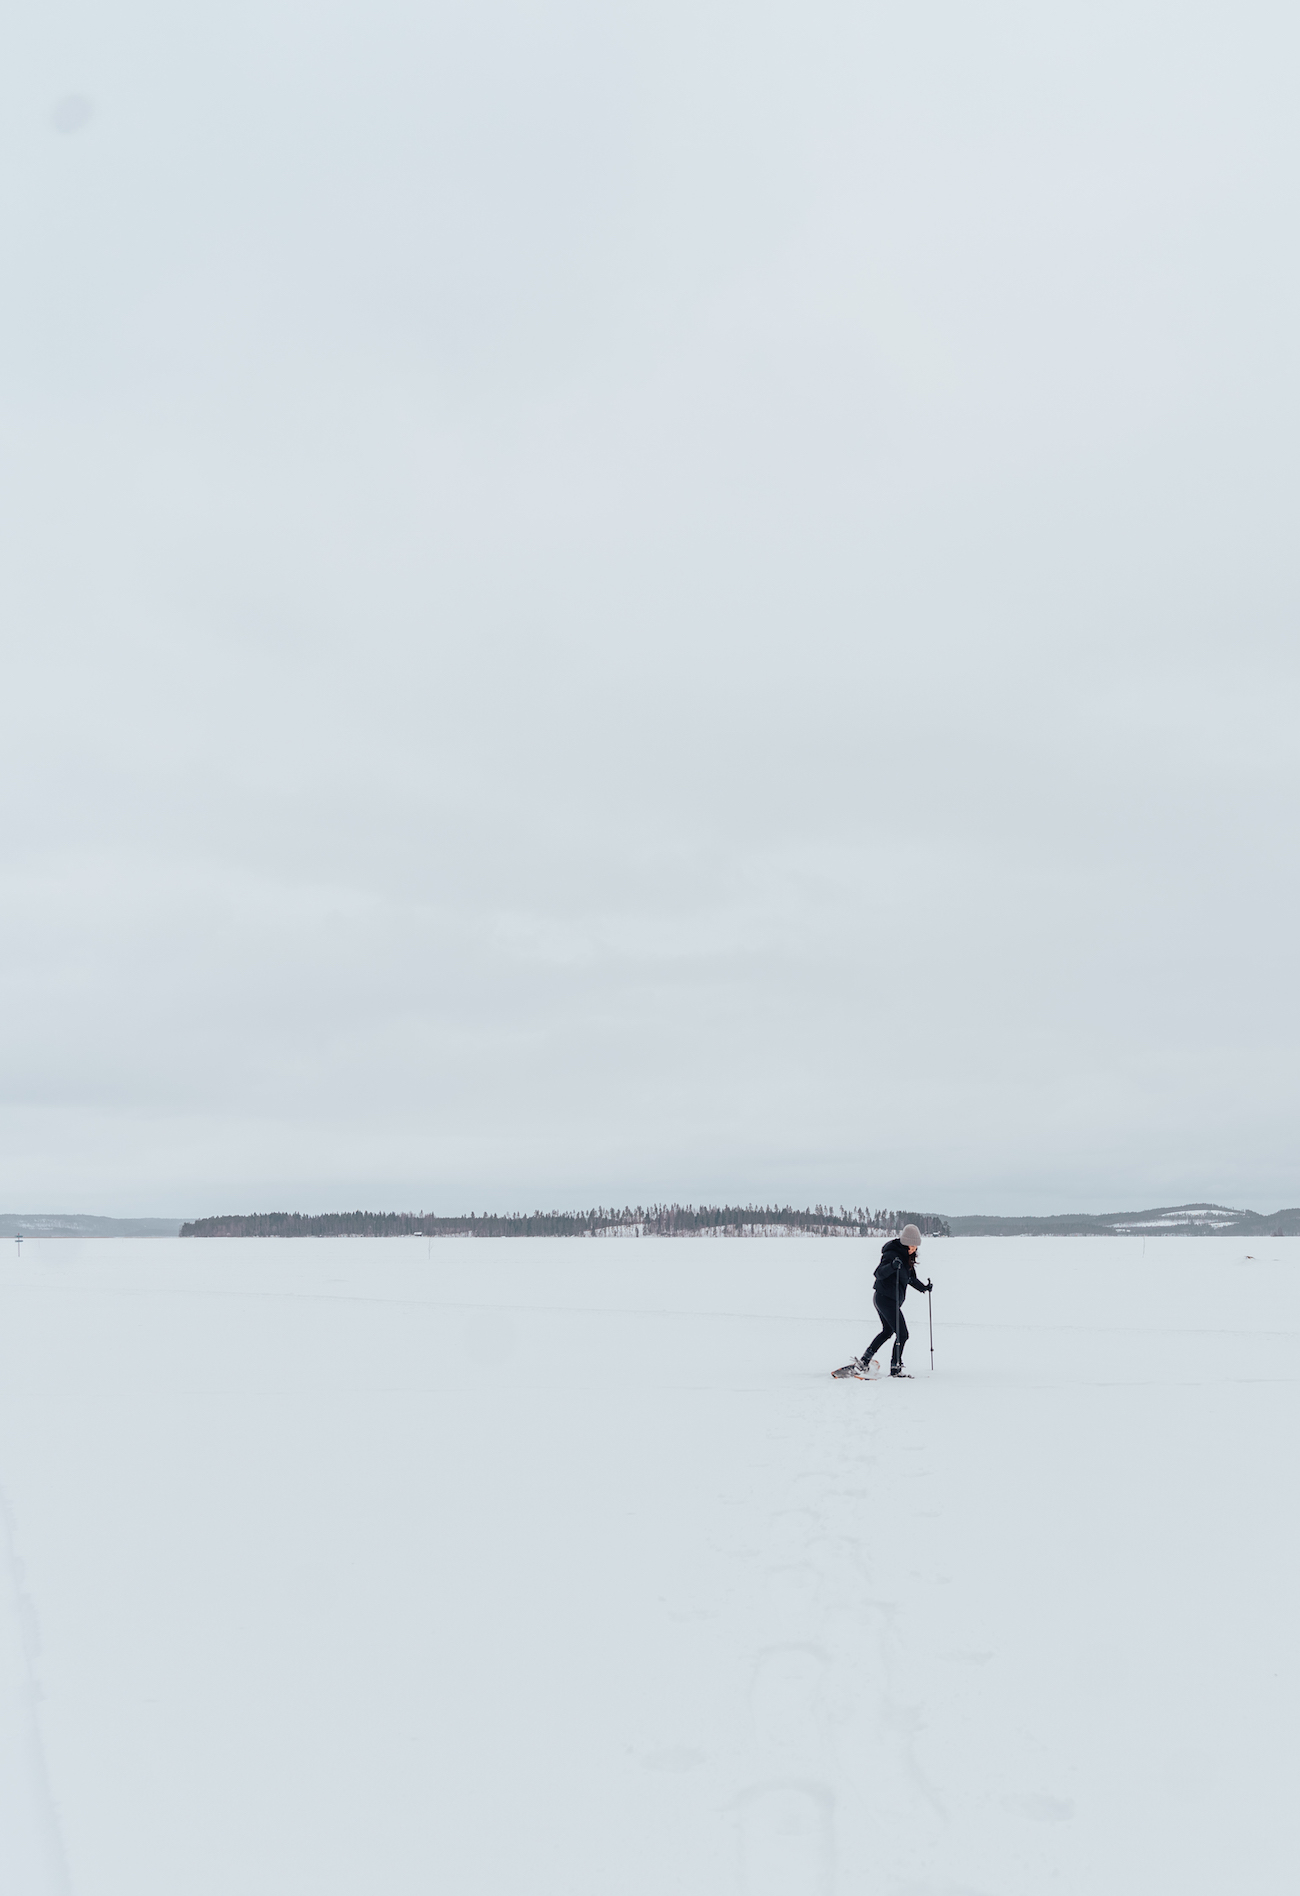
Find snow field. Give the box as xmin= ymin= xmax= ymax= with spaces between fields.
xmin=0 ymin=1235 xmax=1295 ymax=1894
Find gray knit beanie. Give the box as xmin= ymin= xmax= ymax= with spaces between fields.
xmin=900 ymin=1223 xmax=922 ymax=1248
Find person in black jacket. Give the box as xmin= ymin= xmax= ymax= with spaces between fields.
xmin=860 ymin=1224 xmax=932 ymax=1376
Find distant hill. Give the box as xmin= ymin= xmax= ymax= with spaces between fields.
xmin=945 ymin=1203 xmax=1300 ymax=1237
xmin=0 ymin=1213 xmax=185 ymax=1238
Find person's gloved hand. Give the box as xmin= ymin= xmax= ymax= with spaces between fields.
xmin=925 ymin=1279 xmax=934 ymax=1292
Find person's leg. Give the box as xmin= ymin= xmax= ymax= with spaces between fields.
xmin=890 ymin=1309 xmax=909 ymax=1370
xmin=862 ymin=1297 xmax=894 ymax=1366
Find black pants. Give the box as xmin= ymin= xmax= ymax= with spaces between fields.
xmin=863 ymin=1294 xmax=907 ymax=1368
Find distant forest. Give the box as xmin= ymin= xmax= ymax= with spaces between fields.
xmin=180 ymin=1205 xmax=953 ymax=1239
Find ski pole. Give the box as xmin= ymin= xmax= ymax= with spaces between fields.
xmin=928 ymin=1287 xmax=934 ymax=1372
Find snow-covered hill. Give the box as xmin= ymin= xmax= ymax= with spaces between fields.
xmin=947 ymin=1202 xmax=1300 ymax=1235
xmin=0 ymin=1214 xmax=183 ymax=1238
xmin=0 ymin=1235 xmax=1294 ymax=1894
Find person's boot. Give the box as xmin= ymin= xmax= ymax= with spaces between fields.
xmin=889 ymin=1359 xmax=904 ymax=1376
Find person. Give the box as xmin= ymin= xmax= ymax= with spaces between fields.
xmin=859 ymin=1224 xmax=932 ymax=1376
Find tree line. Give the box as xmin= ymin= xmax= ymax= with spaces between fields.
xmin=180 ymin=1205 xmax=951 ymax=1239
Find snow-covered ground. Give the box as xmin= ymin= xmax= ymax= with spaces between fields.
xmin=0 ymin=1234 xmax=1294 ymax=1895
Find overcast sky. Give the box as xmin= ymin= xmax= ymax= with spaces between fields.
xmin=3 ymin=0 xmax=1298 ymax=1218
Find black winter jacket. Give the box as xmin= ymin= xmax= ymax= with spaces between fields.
xmin=873 ymin=1237 xmax=927 ymax=1312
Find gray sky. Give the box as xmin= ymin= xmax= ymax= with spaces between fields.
xmin=3 ymin=0 xmax=1298 ymax=1218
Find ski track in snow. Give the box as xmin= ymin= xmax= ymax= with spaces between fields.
xmin=0 ymin=1484 xmax=73 ymax=1894
xmin=0 ymin=1234 xmax=1296 ymax=1895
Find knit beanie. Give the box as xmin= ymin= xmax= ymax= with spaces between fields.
xmin=900 ymin=1224 xmax=922 ymax=1248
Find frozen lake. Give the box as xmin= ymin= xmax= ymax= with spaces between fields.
xmin=0 ymin=1234 xmax=1295 ymax=1895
